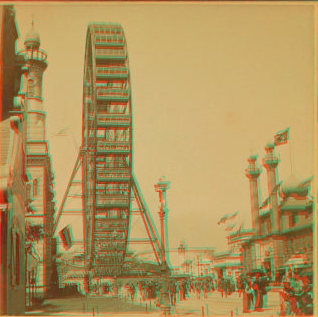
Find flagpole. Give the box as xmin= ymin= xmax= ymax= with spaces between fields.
xmin=288 ymin=128 xmax=293 ymax=173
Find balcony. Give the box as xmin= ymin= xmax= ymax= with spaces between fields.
xmin=97 ymin=141 xmax=130 ymax=154
xmin=96 ymin=195 xmax=130 ymax=207
xmin=95 ymin=35 xmax=125 ymax=46
xmin=95 ymin=48 xmax=126 ymax=60
xmin=97 ymin=168 xmax=130 ymax=181
xmin=96 ymin=66 xmax=128 ymax=79
xmin=17 ymin=48 xmax=48 ymax=64
xmin=97 ymin=114 xmax=130 ymax=127
xmin=264 ymin=154 xmax=280 ymax=167
xmin=246 ymin=165 xmax=262 ymax=177
xmin=97 ymin=88 xmax=129 ymax=101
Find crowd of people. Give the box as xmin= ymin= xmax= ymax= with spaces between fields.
xmin=237 ymin=272 xmax=270 ymax=312
xmin=123 ymin=277 xmax=217 ymax=306
xmin=71 ymin=266 xmax=312 ymax=315
xmin=280 ymin=268 xmax=313 ymax=316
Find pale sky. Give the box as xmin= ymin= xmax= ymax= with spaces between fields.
xmin=15 ymin=3 xmax=314 ymax=253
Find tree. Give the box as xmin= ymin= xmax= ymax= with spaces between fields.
xmin=25 ymin=220 xmax=48 ymax=307
xmin=25 ymin=220 xmax=47 ymax=255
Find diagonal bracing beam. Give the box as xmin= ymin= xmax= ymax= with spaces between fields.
xmin=131 ymin=173 xmax=163 ymax=265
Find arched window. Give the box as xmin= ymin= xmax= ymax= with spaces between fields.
xmin=28 ymin=79 xmax=35 ymax=97
xmin=26 ymin=183 xmax=32 ymax=202
xmin=33 ymin=178 xmax=39 ymax=197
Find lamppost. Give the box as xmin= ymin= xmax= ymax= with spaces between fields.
xmin=155 ymin=176 xmax=171 ymax=315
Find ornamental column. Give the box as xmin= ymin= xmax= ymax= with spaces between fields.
xmin=263 ymin=143 xmax=281 ymax=233
xmin=154 ymin=176 xmax=171 ymax=269
xmin=245 ymin=154 xmax=262 ymax=235
xmin=155 ymin=176 xmax=171 ymax=315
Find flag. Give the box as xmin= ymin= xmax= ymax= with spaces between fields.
xmin=298 ymin=176 xmax=313 ymax=189
xmin=218 ymin=214 xmax=229 ymax=225
xmin=228 ymin=211 xmax=239 ymax=220
xmin=274 ymin=128 xmax=289 ymax=146
xmin=272 ymin=181 xmax=283 ymax=194
xmin=60 ymin=225 xmax=73 ymax=250
xmin=225 ymin=223 xmax=236 ymax=231
xmin=259 ymin=197 xmax=270 ymax=210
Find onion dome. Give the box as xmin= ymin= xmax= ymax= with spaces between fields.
xmin=281 ymin=173 xmax=308 ymax=198
xmin=24 ymin=21 xmax=40 ymax=49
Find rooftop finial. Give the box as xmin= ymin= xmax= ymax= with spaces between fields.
xmin=31 ymin=20 xmax=34 ymax=28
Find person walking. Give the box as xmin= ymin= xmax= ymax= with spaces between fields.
xmin=246 ymin=280 xmax=255 ymax=311
xmin=252 ymin=278 xmax=260 ymax=310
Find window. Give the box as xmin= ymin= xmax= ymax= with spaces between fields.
xmin=26 ymin=183 xmax=32 ymax=202
xmin=28 ymin=79 xmax=35 ymax=97
xmin=16 ymin=233 xmax=20 ymax=285
xmin=11 ymin=230 xmax=16 ymax=285
xmin=33 ymin=178 xmax=39 ymax=197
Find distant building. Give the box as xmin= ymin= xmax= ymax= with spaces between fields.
xmin=0 ymin=4 xmax=30 ymax=315
xmin=213 ymin=229 xmax=254 ymax=278
xmin=136 ymin=244 xmax=216 ymax=277
xmin=17 ymin=22 xmax=56 ymax=299
xmin=243 ymin=143 xmax=313 ymax=282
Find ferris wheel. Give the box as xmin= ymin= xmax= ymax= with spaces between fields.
xmin=54 ymin=23 xmax=163 ymax=280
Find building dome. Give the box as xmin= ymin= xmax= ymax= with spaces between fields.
xmin=281 ymin=173 xmax=308 ymax=198
xmin=24 ymin=21 xmax=40 ymax=49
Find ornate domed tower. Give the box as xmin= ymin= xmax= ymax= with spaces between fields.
xmin=24 ymin=21 xmax=48 ymax=139
xmin=19 ymin=22 xmax=55 ymax=301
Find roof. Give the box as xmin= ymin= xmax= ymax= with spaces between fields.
xmin=24 ymin=22 xmax=40 ymax=48
xmin=281 ymin=173 xmax=309 ymax=198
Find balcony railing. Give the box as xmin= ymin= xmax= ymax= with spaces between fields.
xmin=17 ymin=48 xmax=48 ymax=63
xmin=96 ymin=49 xmax=126 ymax=59
xmin=246 ymin=166 xmax=262 ymax=175
xmin=96 ymin=66 xmax=128 ymax=78
xmin=97 ymin=169 xmax=130 ymax=180
xmin=97 ymin=141 xmax=130 ymax=153
xmin=97 ymin=114 xmax=130 ymax=127
xmin=96 ymin=195 xmax=130 ymax=207
xmin=264 ymin=154 xmax=280 ymax=166
xmin=97 ymin=88 xmax=129 ymax=101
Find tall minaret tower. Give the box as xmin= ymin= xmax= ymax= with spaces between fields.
xmin=22 ymin=22 xmax=55 ymax=299
xmin=24 ymin=21 xmax=48 ymax=140
xmin=246 ymin=154 xmax=262 ymax=235
xmin=263 ymin=143 xmax=281 ymax=233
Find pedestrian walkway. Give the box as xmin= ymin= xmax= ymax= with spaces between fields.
xmin=24 ymin=290 xmax=281 ymax=316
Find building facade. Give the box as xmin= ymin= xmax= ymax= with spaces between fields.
xmin=213 ymin=229 xmax=254 ymax=279
xmin=0 ymin=5 xmax=30 ymax=315
xmin=243 ymin=143 xmax=313 ymax=282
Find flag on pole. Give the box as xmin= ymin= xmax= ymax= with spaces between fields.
xmin=60 ymin=225 xmax=73 ymax=250
xmin=225 ymin=223 xmax=236 ymax=231
xmin=228 ymin=211 xmax=239 ymax=220
xmin=298 ymin=176 xmax=313 ymax=189
xmin=218 ymin=214 xmax=229 ymax=225
xmin=274 ymin=128 xmax=289 ymax=146
xmin=259 ymin=197 xmax=270 ymax=210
